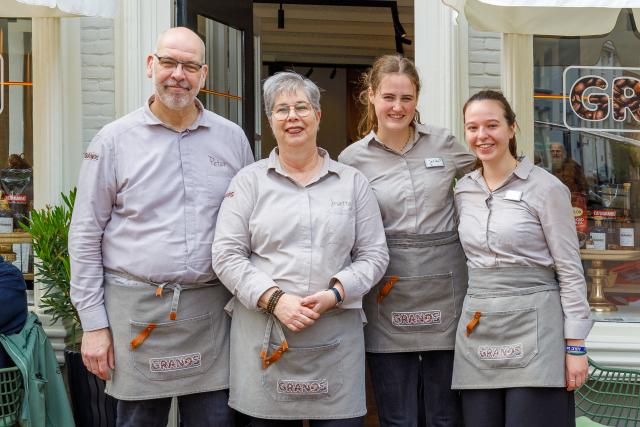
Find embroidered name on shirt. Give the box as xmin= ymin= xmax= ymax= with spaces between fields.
xmin=225 ymin=191 xmax=235 ymax=198
xmin=391 ymin=310 xmax=442 ymax=326
xmin=209 ymin=155 xmax=227 ymax=167
xmin=477 ymin=343 xmax=523 ymax=360
xmin=424 ymin=157 xmax=445 ymax=168
xmin=330 ymin=199 xmax=352 ymax=208
xmin=149 ymin=352 xmax=201 ymax=372
xmin=277 ymin=379 xmax=329 ymax=395
xmin=83 ymin=152 xmax=99 ymax=161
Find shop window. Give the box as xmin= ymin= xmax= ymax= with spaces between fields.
xmin=534 ymin=9 xmax=640 ymax=319
xmin=0 ymin=18 xmax=34 ymax=291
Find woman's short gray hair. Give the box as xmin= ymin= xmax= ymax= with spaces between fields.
xmin=263 ymin=72 xmax=321 ymax=117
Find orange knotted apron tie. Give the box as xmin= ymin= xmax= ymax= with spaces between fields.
xmin=260 ymin=314 xmax=289 ymax=369
xmin=465 ymin=311 xmax=482 ymax=336
xmin=155 ymin=282 xmax=182 ymax=320
xmin=130 ymin=323 xmax=157 ymax=350
xmin=377 ymin=276 xmax=399 ymax=304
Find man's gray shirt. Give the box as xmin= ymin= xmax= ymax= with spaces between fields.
xmin=69 ymin=97 xmax=254 ymax=331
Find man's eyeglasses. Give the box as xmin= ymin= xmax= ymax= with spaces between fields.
xmin=272 ymin=102 xmax=313 ymax=121
xmin=154 ymin=54 xmax=204 ymax=74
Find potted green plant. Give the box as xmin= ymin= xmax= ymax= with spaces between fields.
xmin=21 ymin=189 xmax=80 ymax=349
xmin=21 ymin=188 xmax=116 ymax=427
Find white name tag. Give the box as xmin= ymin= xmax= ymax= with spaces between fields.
xmin=424 ymin=157 xmax=444 ymax=168
xmin=504 ymin=190 xmax=522 ymax=201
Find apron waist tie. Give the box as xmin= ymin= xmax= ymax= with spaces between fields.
xmin=260 ymin=315 xmax=288 ymax=369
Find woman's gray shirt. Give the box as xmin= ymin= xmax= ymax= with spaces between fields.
xmin=454 ymin=157 xmax=593 ymax=339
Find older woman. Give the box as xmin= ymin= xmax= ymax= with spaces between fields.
xmin=212 ymin=72 xmax=389 ymax=426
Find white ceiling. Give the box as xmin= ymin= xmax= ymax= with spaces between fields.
xmin=254 ymin=0 xmax=414 ymax=66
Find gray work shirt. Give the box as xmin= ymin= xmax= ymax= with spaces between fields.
xmin=338 ymin=124 xmax=476 ymax=234
xmin=69 ymin=97 xmax=254 ymax=331
xmin=211 ymin=148 xmax=389 ymax=311
xmin=454 ymin=156 xmax=593 ymax=339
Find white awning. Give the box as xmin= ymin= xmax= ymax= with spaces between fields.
xmin=2 ymin=0 xmax=115 ymax=18
xmin=442 ymin=0 xmax=640 ymax=35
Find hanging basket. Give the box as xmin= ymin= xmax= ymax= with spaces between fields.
xmin=575 ymin=358 xmax=640 ymax=427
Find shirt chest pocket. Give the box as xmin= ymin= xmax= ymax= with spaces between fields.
xmin=325 ymin=206 xmax=355 ymax=246
xmin=205 ymin=172 xmax=232 ymax=207
xmin=420 ymin=161 xmax=453 ymax=208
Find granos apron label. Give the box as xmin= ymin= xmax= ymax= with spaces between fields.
xmin=149 ymin=352 xmax=202 ymax=373
xmin=277 ymin=379 xmax=329 ymax=396
xmin=391 ymin=310 xmax=442 ymax=327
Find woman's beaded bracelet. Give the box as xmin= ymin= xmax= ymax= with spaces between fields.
xmin=266 ymin=289 xmax=285 ymax=314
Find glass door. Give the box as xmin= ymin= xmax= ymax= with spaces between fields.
xmin=177 ymin=0 xmax=255 ymax=153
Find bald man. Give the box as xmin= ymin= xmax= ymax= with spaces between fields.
xmin=69 ymin=27 xmax=253 ymax=427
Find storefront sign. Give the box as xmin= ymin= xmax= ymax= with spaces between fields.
xmin=563 ymin=66 xmax=640 ymax=132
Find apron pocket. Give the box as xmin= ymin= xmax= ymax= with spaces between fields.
xmin=261 ymin=340 xmax=344 ymax=401
xmin=460 ymin=307 xmax=539 ymax=369
xmin=376 ymin=273 xmax=456 ymax=334
xmin=129 ymin=312 xmax=218 ymax=381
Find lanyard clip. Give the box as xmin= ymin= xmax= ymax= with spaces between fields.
xmin=130 ymin=323 xmax=157 ymax=350
xmin=465 ymin=311 xmax=482 ymax=337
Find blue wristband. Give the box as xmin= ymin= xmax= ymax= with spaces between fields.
xmin=328 ymin=287 xmax=343 ymax=305
xmin=566 ymin=345 xmax=586 ymax=353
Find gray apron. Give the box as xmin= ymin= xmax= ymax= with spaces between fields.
xmin=228 ymin=301 xmax=366 ymax=420
xmin=363 ymin=231 xmax=468 ymax=352
xmin=452 ymin=267 xmax=565 ymax=389
xmin=103 ymin=270 xmax=231 ymax=400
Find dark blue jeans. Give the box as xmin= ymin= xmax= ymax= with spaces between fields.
xmin=367 ymin=350 xmax=462 ymax=427
xmin=116 ymin=389 xmax=233 ymax=427
xmin=248 ymin=416 xmax=364 ymax=426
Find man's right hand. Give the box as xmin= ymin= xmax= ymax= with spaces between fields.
xmin=81 ymin=328 xmax=114 ymax=380
xmin=273 ymin=294 xmax=319 ymax=332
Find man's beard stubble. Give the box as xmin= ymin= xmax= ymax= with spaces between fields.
xmin=152 ymin=68 xmax=195 ymax=110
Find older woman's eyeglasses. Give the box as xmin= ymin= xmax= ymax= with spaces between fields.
xmin=272 ymin=102 xmax=313 ymax=120
xmin=154 ymin=54 xmax=204 ymax=74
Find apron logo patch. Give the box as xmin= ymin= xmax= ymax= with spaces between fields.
xmin=478 ymin=343 xmax=524 ymax=360
xmin=149 ymin=352 xmax=202 ymax=372
xmin=391 ymin=310 xmax=442 ymax=326
xmin=277 ymin=379 xmax=329 ymax=395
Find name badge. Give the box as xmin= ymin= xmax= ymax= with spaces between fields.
xmin=424 ymin=158 xmax=444 ymax=168
xmin=504 ymin=190 xmax=522 ymax=201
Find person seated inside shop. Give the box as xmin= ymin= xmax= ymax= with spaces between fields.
xmin=550 ymin=142 xmax=589 ymax=195
xmin=0 ymin=255 xmax=28 ymax=368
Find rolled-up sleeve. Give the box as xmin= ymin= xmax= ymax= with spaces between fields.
xmin=331 ymin=173 xmax=389 ymax=308
xmin=69 ymin=135 xmax=116 ymax=331
xmin=538 ymin=181 xmax=593 ymax=339
xmin=212 ymin=171 xmax=277 ymax=310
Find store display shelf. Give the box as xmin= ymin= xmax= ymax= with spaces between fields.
xmin=603 ymin=284 xmax=640 ymax=294
xmin=580 ymin=249 xmax=640 ymax=261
